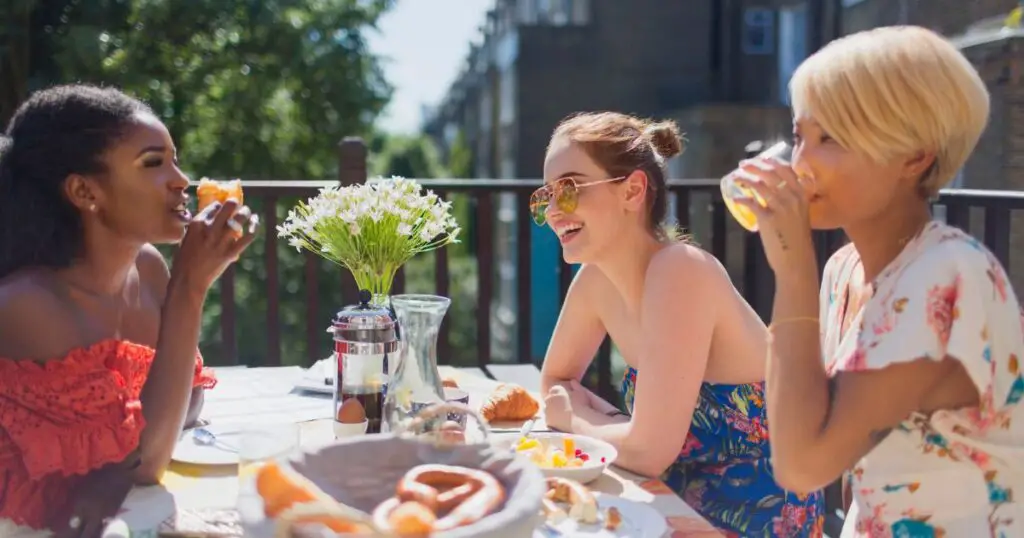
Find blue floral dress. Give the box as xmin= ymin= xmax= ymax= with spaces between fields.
xmin=622 ymin=366 xmax=824 ymax=537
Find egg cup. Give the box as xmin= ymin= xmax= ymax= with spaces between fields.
xmin=333 ymin=419 xmax=368 ymax=439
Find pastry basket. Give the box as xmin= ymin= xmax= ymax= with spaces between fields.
xmin=239 ymin=402 xmax=546 ymax=538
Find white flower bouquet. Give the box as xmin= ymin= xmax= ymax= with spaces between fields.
xmin=277 ymin=176 xmax=461 ymax=300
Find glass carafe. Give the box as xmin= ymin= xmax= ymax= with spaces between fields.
xmin=382 ymin=294 xmax=450 ymax=433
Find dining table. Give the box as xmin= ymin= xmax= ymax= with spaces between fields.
xmin=102 ymin=363 xmax=723 ymax=537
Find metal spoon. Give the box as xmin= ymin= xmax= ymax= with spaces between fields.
xmin=191 ymin=427 xmax=238 ymax=452
xmin=192 ymin=427 xmax=217 ymax=445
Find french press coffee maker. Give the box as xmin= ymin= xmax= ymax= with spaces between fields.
xmin=329 ymin=290 xmax=399 ymax=434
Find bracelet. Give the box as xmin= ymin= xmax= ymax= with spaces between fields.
xmin=768 ymin=316 xmax=819 ymax=332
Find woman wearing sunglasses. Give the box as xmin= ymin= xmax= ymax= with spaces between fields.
xmin=732 ymin=26 xmax=1024 ymax=536
xmin=537 ymin=111 xmax=824 ymax=536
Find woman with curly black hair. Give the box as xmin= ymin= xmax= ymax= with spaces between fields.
xmin=0 ymin=84 xmax=258 ymax=538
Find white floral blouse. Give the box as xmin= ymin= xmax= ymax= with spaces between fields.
xmin=821 ymin=221 xmax=1024 ymax=537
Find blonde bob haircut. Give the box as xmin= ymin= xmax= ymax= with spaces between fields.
xmin=789 ymin=25 xmax=990 ymax=197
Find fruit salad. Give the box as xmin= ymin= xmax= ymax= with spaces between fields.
xmin=514 ymin=436 xmax=604 ymax=468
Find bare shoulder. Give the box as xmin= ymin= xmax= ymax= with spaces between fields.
xmin=564 ymin=263 xmax=610 ymax=300
xmin=556 ymin=264 xmax=611 ymax=322
xmin=136 ymin=244 xmax=171 ymax=303
xmin=0 ymin=272 xmax=81 ymax=360
xmin=645 ymin=242 xmax=730 ymax=288
xmin=571 ymin=263 xmax=605 ymax=288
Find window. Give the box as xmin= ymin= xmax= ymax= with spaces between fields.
xmin=570 ymin=0 xmax=590 ymax=24
xmin=742 ymin=8 xmax=774 ymax=55
xmin=498 ymin=68 xmax=517 ymax=126
xmin=550 ymin=0 xmax=570 ymax=25
xmin=536 ymin=0 xmax=552 ymax=22
xmin=531 ymin=0 xmax=584 ymax=26
xmin=778 ymin=3 xmax=808 ymax=104
xmin=517 ymin=0 xmax=536 ymax=24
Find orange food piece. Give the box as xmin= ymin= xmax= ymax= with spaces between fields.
xmin=255 ymin=460 xmax=323 ymax=518
xmin=286 ymin=511 xmax=374 ymax=534
xmin=388 ymin=501 xmax=437 ymax=536
xmin=196 ymin=178 xmax=243 ymax=211
xmin=442 ymin=378 xmax=459 ymax=388
xmin=277 ymin=501 xmax=376 ymax=535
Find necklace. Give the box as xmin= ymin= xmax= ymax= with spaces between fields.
xmin=897 ymin=220 xmax=930 ymax=246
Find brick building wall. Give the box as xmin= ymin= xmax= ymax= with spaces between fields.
xmin=842 ymin=0 xmax=1018 ymax=35
xmin=513 ymin=0 xmax=718 ymax=177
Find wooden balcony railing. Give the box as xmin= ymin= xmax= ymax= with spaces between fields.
xmin=218 ymin=138 xmax=1024 ymax=387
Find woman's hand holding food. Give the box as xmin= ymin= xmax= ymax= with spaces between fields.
xmin=171 ymin=198 xmax=258 ymax=297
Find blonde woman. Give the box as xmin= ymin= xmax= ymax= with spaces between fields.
xmin=731 ymin=26 xmax=1024 ymax=536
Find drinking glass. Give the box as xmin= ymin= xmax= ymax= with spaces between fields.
xmin=238 ymin=422 xmax=300 ymax=480
xmin=720 ymin=140 xmax=793 ymax=232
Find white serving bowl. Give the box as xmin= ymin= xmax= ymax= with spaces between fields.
xmin=494 ymin=431 xmax=618 ymax=484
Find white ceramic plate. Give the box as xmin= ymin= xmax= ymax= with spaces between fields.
xmin=495 ymin=432 xmax=618 ymax=484
xmin=535 ymin=493 xmax=668 ymax=538
xmin=172 ymin=423 xmax=244 ymax=465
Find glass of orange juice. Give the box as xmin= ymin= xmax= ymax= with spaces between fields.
xmin=720 ymin=141 xmax=793 ymax=232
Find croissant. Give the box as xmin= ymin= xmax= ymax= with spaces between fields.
xmin=480 ymin=383 xmax=539 ymax=422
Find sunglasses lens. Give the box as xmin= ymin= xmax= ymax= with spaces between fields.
xmin=530 ymin=190 xmax=550 ymax=225
xmin=531 ymin=203 xmax=548 ymax=225
xmin=528 ymin=178 xmax=580 ymax=226
xmin=555 ymin=179 xmax=578 ymax=214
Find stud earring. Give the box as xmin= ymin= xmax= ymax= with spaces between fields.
xmin=89 ymin=204 xmax=97 ymax=212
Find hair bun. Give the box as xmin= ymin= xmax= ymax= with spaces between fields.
xmin=644 ymin=121 xmax=685 ymax=159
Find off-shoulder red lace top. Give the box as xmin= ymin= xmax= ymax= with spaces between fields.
xmin=0 ymin=339 xmax=216 ymax=530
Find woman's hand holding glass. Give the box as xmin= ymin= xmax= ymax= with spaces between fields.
xmin=730 ymin=157 xmax=818 ymax=280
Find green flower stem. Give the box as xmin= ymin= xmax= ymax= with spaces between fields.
xmin=352 ymin=267 xmax=398 ymax=303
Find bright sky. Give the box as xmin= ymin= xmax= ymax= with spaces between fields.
xmin=367 ymin=0 xmax=494 ymax=135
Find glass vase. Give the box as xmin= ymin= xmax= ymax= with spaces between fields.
xmin=382 ymin=294 xmax=450 ymax=433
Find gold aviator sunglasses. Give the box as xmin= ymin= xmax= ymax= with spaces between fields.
xmin=529 ymin=176 xmax=626 ymax=225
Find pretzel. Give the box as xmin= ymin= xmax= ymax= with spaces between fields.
xmin=545 ymin=477 xmax=599 ymax=524
xmin=372 ymin=464 xmax=506 ymax=533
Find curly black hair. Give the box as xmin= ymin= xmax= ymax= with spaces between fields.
xmin=0 ymin=84 xmax=152 ymax=279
